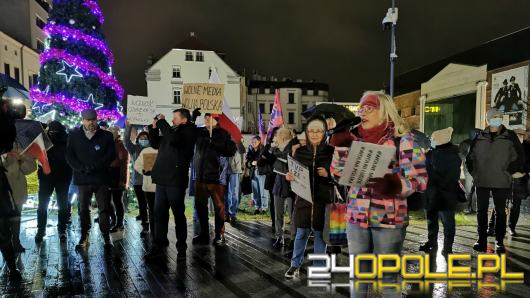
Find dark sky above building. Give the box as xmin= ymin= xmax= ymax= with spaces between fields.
xmin=99 ymin=0 xmax=530 ymax=102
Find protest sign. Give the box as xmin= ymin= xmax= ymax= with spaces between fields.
xmin=288 ymin=155 xmax=312 ymax=203
xmin=338 ymin=141 xmax=394 ymax=187
xmin=143 ymin=153 xmax=157 ymax=172
xmin=126 ymin=95 xmax=155 ymax=125
xmin=181 ymin=83 xmax=224 ymax=114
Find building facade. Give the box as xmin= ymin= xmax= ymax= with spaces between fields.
xmin=243 ymin=76 xmax=329 ymax=133
xmin=394 ymin=27 xmax=530 ymax=144
xmin=145 ymin=32 xmax=243 ymax=118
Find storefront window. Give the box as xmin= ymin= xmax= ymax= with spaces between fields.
xmin=424 ymin=93 xmax=476 ymax=144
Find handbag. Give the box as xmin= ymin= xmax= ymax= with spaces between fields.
xmin=323 ymin=187 xmax=348 ymax=246
xmin=241 ymin=169 xmax=252 ymax=195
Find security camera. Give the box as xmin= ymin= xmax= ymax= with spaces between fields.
xmin=382 ymin=7 xmax=398 ymax=30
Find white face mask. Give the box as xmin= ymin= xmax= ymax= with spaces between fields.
xmin=489 ymin=118 xmax=503 ymax=128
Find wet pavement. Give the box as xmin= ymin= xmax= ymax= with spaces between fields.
xmin=1 ymin=211 xmax=530 ymax=297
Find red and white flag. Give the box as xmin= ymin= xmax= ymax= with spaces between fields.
xmin=209 ymin=67 xmax=243 ymax=144
xmin=22 ymin=132 xmax=51 ymax=175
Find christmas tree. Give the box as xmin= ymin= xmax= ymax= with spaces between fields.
xmin=30 ymin=0 xmax=124 ymax=127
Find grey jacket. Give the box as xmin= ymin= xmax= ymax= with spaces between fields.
xmin=228 ymin=153 xmax=243 ymax=175
xmin=468 ymin=126 xmax=523 ymax=188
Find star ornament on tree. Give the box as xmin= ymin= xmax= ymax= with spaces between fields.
xmin=81 ymin=93 xmax=104 ymax=110
xmin=56 ymin=60 xmax=83 ymax=83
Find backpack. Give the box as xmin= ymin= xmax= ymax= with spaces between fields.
xmin=394 ymin=136 xmax=425 ymax=211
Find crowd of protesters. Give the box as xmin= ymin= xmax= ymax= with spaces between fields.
xmin=0 ymin=90 xmax=528 ymax=284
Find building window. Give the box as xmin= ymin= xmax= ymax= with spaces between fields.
xmin=259 ymin=87 xmax=265 ymax=94
xmin=307 ymin=90 xmax=314 ymax=96
xmin=288 ymin=112 xmax=295 ymax=124
xmin=302 ymin=104 xmax=307 ymax=112
xmin=14 ymin=67 xmax=20 ymax=83
xmin=259 ymin=103 xmax=265 ymax=113
xmin=196 ymin=52 xmax=204 ymax=62
xmin=185 ymin=51 xmax=193 ymax=61
xmin=265 ymin=88 xmax=270 ymax=94
xmin=36 ymin=39 xmax=45 ymax=52
xmin=173 ymin=88 xmax=181 ymax=104
xmin=36 ymin=15 xmax=46 ymax=30
xmin=288 ymin=93 xmax=295 ymax=104
xmin=269 ymin=103 xmax=273 ymax=113
xmin=172 ymin=65 xmax=181 ymax=78
xmin=4 ymin=63 xmax=10 ymax=77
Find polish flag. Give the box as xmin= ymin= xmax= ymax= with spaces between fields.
xmin=209 ymin=68 xmax=243 ymax=144
xmin=22 ymin=133 xmax=51 ymax=174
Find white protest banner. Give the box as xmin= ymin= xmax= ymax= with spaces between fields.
xmin=182 ymin=83 xmax=224 ymax=114
xmin=338 ymin=141 xmax=395 ymax=187
xmin=155 ymin=104 xmax=181 ymax=119
xmin=126 ymin=95 xmax=156 ymax=125
xmin=288 ymin=155 xmax=312 ymax=203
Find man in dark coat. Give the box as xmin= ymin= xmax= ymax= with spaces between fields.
xmin=193 ymin=114 xmax=236 ymax=246
xmin=145 ymin=108 xmax=197 ymax=261
xmin=419 ymin=127 xmax=461 ymax=256
xmin=466 ymin=108 xmax=524 ymax=253
xmin=36 ymin=121 xmax=73 ymax=241
xmin=0 ymin=98 xmax=21 ymax=280
xmin=66 ymin=109 xmax=116 ymax=250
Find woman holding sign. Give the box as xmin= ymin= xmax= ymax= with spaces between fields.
xmin=284 ymin=116 xmax=334 ymax=279
xmin=334 ymin=91 xmax=427 ymax=293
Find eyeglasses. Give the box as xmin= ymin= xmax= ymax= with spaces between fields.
xmin=358 ymin=106 xmax=377 ymax=114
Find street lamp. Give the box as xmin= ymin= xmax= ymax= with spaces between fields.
xmin=383 ymin=0 xmax=398 ymax=99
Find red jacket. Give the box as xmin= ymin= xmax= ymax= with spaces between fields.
xmin=110 ymin=139 xmax=129 ymax=189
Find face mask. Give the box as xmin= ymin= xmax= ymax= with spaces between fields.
xmin=489 ymin=118 xmax=503 ymax=128
xmin=138 ymin=139 xmax=150 ymax=147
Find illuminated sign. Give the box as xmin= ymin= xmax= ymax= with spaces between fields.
xmin=425 ymin=106 xmax=441 ymax=113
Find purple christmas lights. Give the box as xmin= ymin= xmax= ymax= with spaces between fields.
xmin=83 ymin=0 xmax=105 ymax=24
xmin=44 ymin=24 xmax=115 ymax=65
xmin=40 ymin=49 xmax=124 ymax=99
xmin=30 ymin=88 xmax=123 ymax=120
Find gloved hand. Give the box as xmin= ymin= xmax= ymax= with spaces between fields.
xmin=366 ymin=173 xmax=402 ymax=196
xmin=192 ymin=108 xmax=201 ymax=122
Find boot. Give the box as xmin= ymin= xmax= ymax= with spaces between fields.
xmin=103 ymin=234 xmax=114 ymax=249
xmin=76 ymin=234 xmax=90 ymax=249
xmin=419 ymin=242 xmax=437 ymax=253
xmin=0 ymin=244 xmax=20 ymax=278
xmin=473 ymin=239 xmax=487 ymax=252
xmin=10 ymin=219 xmax=25 ymax=253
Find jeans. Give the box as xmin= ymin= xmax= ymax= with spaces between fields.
xmin=347 ymin=224 xmax=406 ymax=298
xmin=195 ymin=182 xmax=226 ymax=238
xmin=225 ymin=174 xmax=240 ymax=217
xmin=274 ymin=195 xmax=293 ymax=238
xmin=476 ymin=187 xmax=509 ymax=242
xmin=251 ymin=172 xmax=268 ymax=210
xmin=134 ymin=185 xmax=149 ymax=227
xmin=37 ymin=178 xmax=71 ymax=233
xmin=109 ymin=189 xmax=125 ymax=227
xmin=153 ymin=184 xmax=187 ymax=251
xmin=291 ymin=228 xmax=327 ymax=268
xmin=426 ymin=209 xmax=455 ymax=250
xmin=77 ymin=185 xmax=111 ymax=236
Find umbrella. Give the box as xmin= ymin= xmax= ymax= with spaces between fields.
xmin=0 ymin=73 xmax=30 ymax=100
xmin=302 ymin=103 xmax=356 ymax=124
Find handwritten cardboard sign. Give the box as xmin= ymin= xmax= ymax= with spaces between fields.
xmin=338 ymin=141 xmax=394 ymax=187
xmin=288 ymin=156 xmax=312 ymax=203
xmin=181 ymin=83 xmax=224 ymax=114
xmin=143 ymin=153 xmax=157 ymax=172
xmin=126 ymin=95 xmax=155 ymax=125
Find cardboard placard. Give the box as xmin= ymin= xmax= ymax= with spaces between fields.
xmin=181 ymin=83 xmax=224 ymax=114
xmin=143 ymin=153 xmax=157 ymax=172
xmin=126 ymin=95 xmax=156 ymax=125
xmin=338 ymin=141 xmax=395 ymax=187
xmin=287 ymin=156 xmax=312 ymax=203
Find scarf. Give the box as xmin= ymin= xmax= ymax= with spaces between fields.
xmin=358 ymin=121 xmax=390 ymax=144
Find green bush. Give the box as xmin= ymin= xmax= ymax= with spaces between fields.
xmin=27 ymin=171 xmax=39 ymax=195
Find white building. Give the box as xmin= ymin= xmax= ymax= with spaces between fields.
xmin=243 ymin=75 xmax=330 ymax=133
xmin=145 ymin=32 xmax=243 ymax=117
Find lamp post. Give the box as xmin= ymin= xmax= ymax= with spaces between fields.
xmin=383 ymin=0 xmax=398 ymax=99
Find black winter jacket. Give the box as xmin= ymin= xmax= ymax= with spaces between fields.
xmin=193 ymin=127 xmax=237 ymax=184
xmin=66 ymin=127 xmax=115 ymax=186
xmin=293 ymin=143 xmax=334 ymax=231
xmin=425 ymin=143 xmax=461 ymax=211
xmin=149 ymin=120 xmax=197 ymax=187
xmin=38 ymin=129 xmax=72 ymax=181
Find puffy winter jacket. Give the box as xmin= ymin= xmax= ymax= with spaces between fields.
xmin=193 ymin=127 xmax=237 ymax=184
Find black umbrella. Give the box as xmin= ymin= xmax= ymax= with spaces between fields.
xmin=302 ymin=103 xmax=360 ymax=134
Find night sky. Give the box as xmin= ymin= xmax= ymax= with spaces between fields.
xmin=98 ymin=0 xmax=530 ymax=102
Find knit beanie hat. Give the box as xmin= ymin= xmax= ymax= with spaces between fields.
xmin=431 ymin=127 xmax=453 ymax=146
xmin=486 ymin=108 xmax=503 ymax=121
